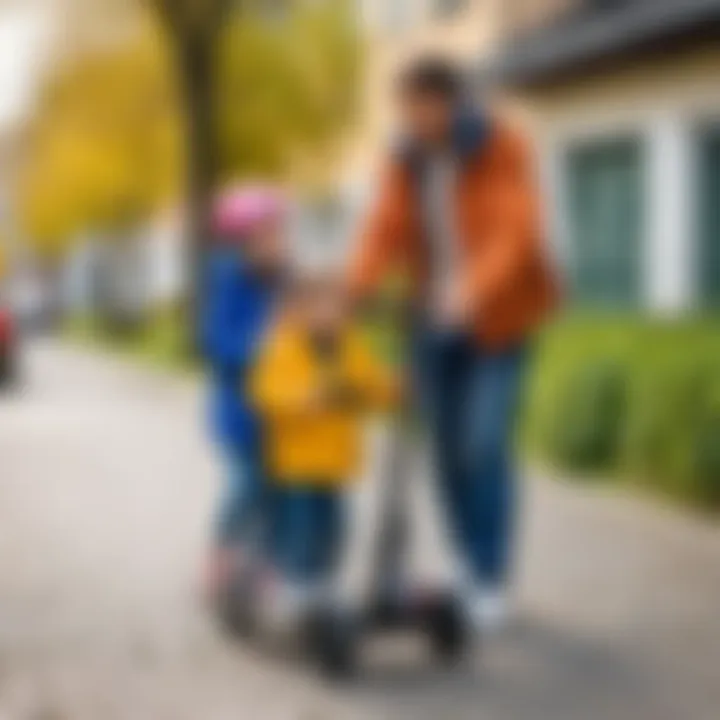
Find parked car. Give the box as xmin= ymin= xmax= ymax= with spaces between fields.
xmin=0 ymin=304 xmax=16 ymax=387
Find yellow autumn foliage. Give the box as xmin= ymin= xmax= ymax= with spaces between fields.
xmin=18 ymin=0 xmax=360 ymax=259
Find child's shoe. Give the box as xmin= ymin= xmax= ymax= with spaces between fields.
xmin=202 ymin=546 xmax=251 ymax=605
xmin=260 ymin=581 xmax=320 ymax=638
xmin=202 ymin=547 xmax=233 ymax=603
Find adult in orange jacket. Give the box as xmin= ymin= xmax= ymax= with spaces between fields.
xmin=348 ymin=57 xmax=559 ymax=632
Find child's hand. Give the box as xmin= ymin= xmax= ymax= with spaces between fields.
xmin=303 ymin=378 xmax=351 ymax=412
xmin=309 ymin=377 xmax=365 ymax=411
xmin=326 ymin=381 xmax=365 ymax=410
xmin=388 ymin=376 xmax=407 ymax=407
xmin=303 ymin=384 xmax=334 ymax=412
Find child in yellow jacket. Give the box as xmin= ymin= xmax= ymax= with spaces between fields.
xmin=250 ymin=273 xmax=400 ymax=610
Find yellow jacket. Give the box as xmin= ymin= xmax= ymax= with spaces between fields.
xmin=250 ymin=319 xmax=398 ymax=486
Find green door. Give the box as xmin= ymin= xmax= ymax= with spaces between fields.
xmin=566 ymin=139 xmax=644 ymax=308
xmin=698 ymin=128 xmax=720 ymax=308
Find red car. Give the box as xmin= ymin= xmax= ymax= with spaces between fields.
xmin=0 ymin=305 xmax=16 ymax=386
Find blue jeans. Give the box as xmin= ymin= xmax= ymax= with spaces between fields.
xmin=272 ymin=487 xmax=344 ymax=584
xmin=215 ymin=444 xmax=269 ymax=550
xmin=416 ymin=330 xmax=529 ymax=586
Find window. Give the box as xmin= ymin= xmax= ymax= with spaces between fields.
xmin=565 ymin=138 xmax=644 ymax=307
xmin=433 ymin=0 xmax=469 ymax=20
xmin=697 ymin=127 xmax=720 ymax=307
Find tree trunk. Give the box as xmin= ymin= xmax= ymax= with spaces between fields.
xmin=177 ymin=37 xmax=218 ymax=356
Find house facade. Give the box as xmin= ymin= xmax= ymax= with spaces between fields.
xmin=60 ymin=209 xmax=186 ymax=321
xmin=492 ymin=0 xmax=720 ymax=313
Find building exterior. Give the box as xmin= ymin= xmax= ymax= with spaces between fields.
xmin=492 ymin=0 xmax=720 ymax=313
xmin=60 ymin=207 xmax=186 ymax=325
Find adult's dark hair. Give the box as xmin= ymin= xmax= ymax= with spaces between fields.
xmin=397 ymin=56 xmax=463 ymax=102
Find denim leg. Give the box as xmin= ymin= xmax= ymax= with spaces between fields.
xmin=460 ymin=344 xmax=529 ymax=585
xmin=274 ymin=490 xmax=308 ymax=581
xmin=262 ymin=482 xmax=282 ymax=564
xmin=215 ymin=445 xmax=266 ymax=548
xmin=415 ymin=332 xmax=476 ymax=568
xmin=313 ymin=492 xmax=344 ymax=580
xmin=275 ymin=488 xmax=343 ymax=584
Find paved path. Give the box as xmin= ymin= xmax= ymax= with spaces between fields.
xmin=1 ymin=340 xmax=719 ymax=719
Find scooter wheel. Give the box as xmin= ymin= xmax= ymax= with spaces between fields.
xmin=216 ymin=578 xmax=256 ymax=640
xmin=425 ymin=596 xmax=468 ymax=664
xmin=306 ymin=609 xmax=358 ymax=683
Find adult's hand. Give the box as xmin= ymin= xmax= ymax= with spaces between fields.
xmin=435 ymin=283 xmax=474 ymax=330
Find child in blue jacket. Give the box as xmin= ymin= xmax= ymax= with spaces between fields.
xmin=201 ymin=186 xmax=286 ymax=599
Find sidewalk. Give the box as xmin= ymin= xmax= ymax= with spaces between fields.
xmin=0 ymin=339 xmax=718 ymax=719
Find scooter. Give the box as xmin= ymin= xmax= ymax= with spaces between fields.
xmin=305 ymin=417 xmax=469 ymax=681
xmin=217 ymin=422 xmax=469 ymax=681
xmin=217 ymin=301 xmax=471 ymax=680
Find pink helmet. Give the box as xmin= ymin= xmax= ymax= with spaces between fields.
xmin=213 ymin=184 xmax=287 ymax=239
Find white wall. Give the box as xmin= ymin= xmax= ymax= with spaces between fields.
xmin=143 ymin=212 xmax=186 ymax=307
xmin=61 ymin=237 xmax=97 ymax=314
xmin=60 ymin=212 xmax=186 ymax=319
xmin=646 ymin=115 xmax=696 ymax=313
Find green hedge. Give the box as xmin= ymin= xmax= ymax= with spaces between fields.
xmin=69 ymin=307 xmax=720 ymax=511
xmin=65 ymin=305 xmax=195 ymax=373
xmin=524 ymin=314 xmax=720 ymax=511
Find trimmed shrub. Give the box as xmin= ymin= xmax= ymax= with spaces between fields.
xmin=525 ymin=314 xmax=720 ymax=511
xmin=546 ymin=358 xmax=625 ymax=473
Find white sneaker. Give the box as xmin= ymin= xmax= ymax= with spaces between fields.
xmin=466 ymin=587 xmax=511 ymax=636
xmin=261 ymin=582 xmax=315 ymax=637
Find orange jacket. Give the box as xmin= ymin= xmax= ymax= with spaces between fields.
xmin=348 ymin=116 xmax=559 ymax=348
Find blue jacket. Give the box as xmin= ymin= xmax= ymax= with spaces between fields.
xmin=202 ymin=250 xmax=277 ymax=448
